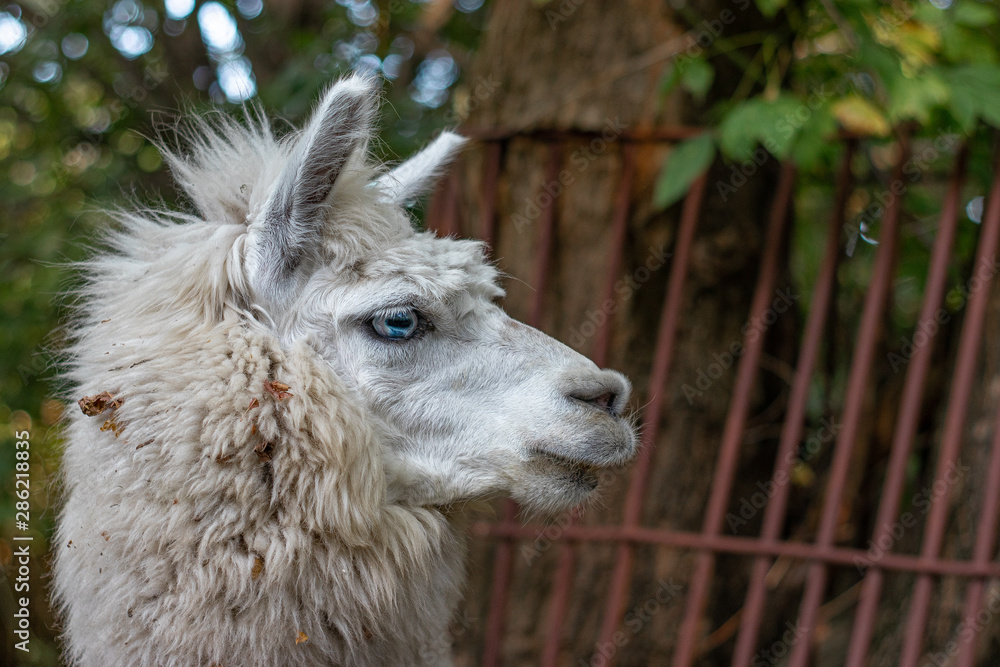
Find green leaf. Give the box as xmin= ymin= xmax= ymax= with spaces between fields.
xmin=719 ymin=95 xmax=806 ymax=161
xmin=720 ymin=100 xmax=765 ymax=160
xmin=856 ymin=41 xmax=905 ymax=92
xmin=661 ymin=59 xmax=715 ymax=104
xmin=886 ymin=71 xmax=950 ymax=124
xmin=680 ymin=59 xmax=714 ymax=103
xmin=659 ymin=62 xmax=683 ymax=98
xmin=758 ymin=96 xmax=809 ymax=160
xmin=831 ymin=96 xmax=892 ymax=136
xmin=940 ymin=21 xmax=1000 ymax=63
xmin=653 ymin=134 xmax=716 ymax=210
xmin=954 ymin=2 xmax=998 ymax=27
xmin=951 ymin=63 xmax=1000 ymax=89
xmin=948 ymin=85 xmax=978 ymax=132
xmin=791 ymin=104 xmax=838 ymax=169
xmin=755 ymin=0 xmax=787 ymax=18
xmin=949 ymin=64 xmax=1000 ymax=129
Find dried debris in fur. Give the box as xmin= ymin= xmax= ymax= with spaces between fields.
xmin=78 ymin=391 xmax=123 ymax=416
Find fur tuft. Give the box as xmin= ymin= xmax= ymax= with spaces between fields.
xmin=55 ymin=87 xmax=466 ymax=667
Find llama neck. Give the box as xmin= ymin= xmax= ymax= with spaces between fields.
xmin=56 ymin=262 xmax=471 ymax=664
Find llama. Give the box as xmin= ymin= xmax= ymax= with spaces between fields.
xmin=54 ymin=75 xmax=637 ymax=666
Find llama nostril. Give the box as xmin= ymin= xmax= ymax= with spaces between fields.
xmin=573 ymin=391 xmax=618 ymax=415
xmin=566 ymin=370 xmax=630 ymax=416
xmin=592 ymin=392 xmax=614 ymax=411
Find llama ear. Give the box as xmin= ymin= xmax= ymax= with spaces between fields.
xmin=375 ymin=131 xmax=467 ymax=205
xmin=248 ymin=75 xmax=380 ymax=303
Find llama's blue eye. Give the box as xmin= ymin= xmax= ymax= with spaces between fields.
xmin=372 ymin=309 xmax=420 ymax=340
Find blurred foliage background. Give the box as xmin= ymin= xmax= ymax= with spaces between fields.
xmin=0 ymin=0 xmax=999 ymax=663
xmin=0 ymin=0 xmax=487 ymax=661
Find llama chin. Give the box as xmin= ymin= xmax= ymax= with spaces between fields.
xmin=55 ymin=74 xmax=637 ymax=666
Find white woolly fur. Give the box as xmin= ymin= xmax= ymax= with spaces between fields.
xmin=54 ymin=75 xmax=637 ymax=666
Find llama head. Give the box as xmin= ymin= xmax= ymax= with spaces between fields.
xmin=242 ymin=75 xmax=637 ymax=515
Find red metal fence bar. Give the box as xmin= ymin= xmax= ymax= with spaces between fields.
xmin=899 ymin=148 xmax=1000 ymax=667
xmin=596 ymin=171 xmax=709 ymax=655
xmin=955 ymin=160 xmax=1000 ymax=663
xmin=481 ymin=500 xmax=516 ymax=667
xmin=731 ymin=141 xmax=856 ymax=666
xmin=787 ymin=135 xmax=910 ymax=667
xmin=482 ymin=141 xmax=562 ymax=667
xmin=541 ymin=144 xmax=636 ymax=667
xmin=955 ymin=378 xmax=1000 ymax=667
xmin=479 ymin=141 xmax=503 ymax=249
xmin=471 ymin=522 xmax=1000 ymax=578
xmin=528 ymin=146 xmax=563 ymax=328
xmin=472 ymin=522 xmax=1000 ymax=578
xmin=592 ymin=144 xmax=636 ymax=371
xmin=439 ymin=170 xmax=460 ymax=237
xmin=844 ymin=145 xmax=969 ymax=666
xmin=673 ymin=162 xmax=797 ymax=666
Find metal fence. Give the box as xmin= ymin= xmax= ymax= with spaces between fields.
xmin=426 ymin=128 xmax=1000 ymax=666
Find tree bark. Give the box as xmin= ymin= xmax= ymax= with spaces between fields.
xmin=447 ymin=0 xmax=793 ymax=663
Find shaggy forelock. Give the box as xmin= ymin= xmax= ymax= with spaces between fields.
xmin=346 ymin=234 xmax=504 ymax=306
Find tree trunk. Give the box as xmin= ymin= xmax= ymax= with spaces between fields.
xmin=446 ymin=0 xmax=793 ymax=663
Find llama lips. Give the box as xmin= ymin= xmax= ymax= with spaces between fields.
xmin=527 ymin=412 xmax=639 ymax=472
xmin=528 ymin=449 xmax=603 ymax=489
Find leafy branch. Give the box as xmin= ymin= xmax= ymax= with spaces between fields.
xmin=654 ymin=0 xmax=1000 ymax=209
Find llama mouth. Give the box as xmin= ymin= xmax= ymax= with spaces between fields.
xmin=528 ymin=449 xmax=603 ymax=490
